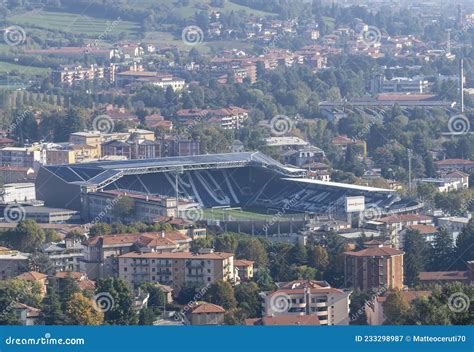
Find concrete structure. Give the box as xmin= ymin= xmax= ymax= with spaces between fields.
xmin=0 ymin=247 xmax=29 ymax=280
xmin=118 ymin=251 xmax=235 ymax=290
xmin=0 ymin=183 xmax=36 ymax=204
xmin=344 ymin=245 xmax=404 ymax=291
xmin=21 ymin=206 xmax=81 ymax=224
xmin=262 ymin=280 xmax=351 ymax=325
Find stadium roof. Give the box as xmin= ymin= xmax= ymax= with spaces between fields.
xmin=41 ymin=152 xmax=306 ymax=189
xmin=284 ymin=178 xmax=395 ymax=193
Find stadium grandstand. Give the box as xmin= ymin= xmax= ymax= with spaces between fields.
xmin=36 ymin=152 xmax=421 ymax=220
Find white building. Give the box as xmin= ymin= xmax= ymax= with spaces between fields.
xmin=262 ymin=280 xmax=351 ymax=325
xmin=0 ymin=183 xmax=36 ymax=204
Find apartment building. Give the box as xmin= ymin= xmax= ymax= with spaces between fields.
xmin=373 ymin=214 xmax=434 ymax=248
xmin=344 ymin=245 xmax=404 ymax=291
xmin=262 ymin=280 xmax=351 ymax=325
xmin=0 ymin=166 xmax=35 ymax=183
xmin=0 ymin=147 xmax=41 ymax=170
xmin=434 ymin=159 xmax=474 ymax=174
xmin=0 ymin=247 xmax=29 ymax=280
xmin=118 ymin=251 xmax=235 ymax=289
xmin=45 ymin=148 xmax=76 ymax=165
xmin=81 ymin=231 xmax=191 ymax=280
xmin=52 ymin=64 xmax=116 ymax=85
xmin=234 ymin=259 xmax=254 ymax=281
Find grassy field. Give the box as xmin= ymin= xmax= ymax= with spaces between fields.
xmin=10 ymin=9 xmax=140 ymax=37
xmin=203 ymin=208 xmax=291 ymax=221
xmin=0 ymin=62 xmax=49 ymax=75
xmin=140 ymin=0 xmax=276 ymax=18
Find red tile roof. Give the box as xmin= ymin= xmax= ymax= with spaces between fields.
xmin=344 ymin=246 xmax=404 ymax=257
xmin=118 ymin=251 xmax=233 ymax=260
xmin=379 ymin=214 xmax=432 ymax=224
xmin=419 ymin=271 xmax=469 ymax=282
xmin=15 ymin=271 xmax=47 ymax=281
xmin=434 ymin=159 xmax=474 ymax=166
xmin=405 ymin=224 xmax=439 ymax=235
xmin=191 ymin=303 xmax=225 ymax=314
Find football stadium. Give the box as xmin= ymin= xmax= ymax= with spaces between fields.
xmin=35 ymin=152 xmax=422 ymax=221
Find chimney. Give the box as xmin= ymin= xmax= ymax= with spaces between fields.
xmin=161 ymin=230 xmax=165 ymax=238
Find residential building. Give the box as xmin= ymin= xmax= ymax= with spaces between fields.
xmin=434 ymin=159 xmax=474 ymax=173
xmin=437 ymin=216 xmax=471 ymax=240
xmin=14 ymin=303 xmax=42 ymax=326
xmin=40 ymin=239 xmax=84 ymax=273
xmin=45 ymin=148 xmax=76 ymax=165
xmin=52 ymin=64 xmax=116 ymax=85
xmin=118 ymin=250 xmax=236 ymax=289
xmin=0 ymin=147 xmax=42 ymax=170
xmin=0 ymin=247 xmax=29 ymax=280
xmin=400 ymin=224 xmax=439 ymax=249
xmin=160 ymin=137 xmax=200 ymax=157
xmin=54 ymin=271 xmax=96 ymax=293
xmin=344 ymin=245 xmax=404 ymax=291
xmin=15 ymin=271 xmax=48 ymax=296
xmin=262 ymin=279 xmax=351 ymax=325
xmin=234 ymin=259 xmax=254 ymax=281
xmin=81 ymin=231 xmax=192 ymax=280
xmin=0 ymin=166 xmax=35 ymax=183
xmin=188 ymin=303 xmax=225 ymax=325
xmin=374 ymin=214 xmax=434 ymax=247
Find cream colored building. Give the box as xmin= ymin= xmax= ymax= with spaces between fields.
xmin=118 ymin=251 xmax=235 ymax=289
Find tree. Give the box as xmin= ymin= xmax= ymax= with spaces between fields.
xmin=293 ymin=265 xmax=316 ymax=280
xmin=308 ymin=245 xmax=329 ymax=278
xmin=65 ymin=229 xmax=86 ymax=243
xmin=95 ymin=278 xmax=138 ymax=325
xmin=204 ymin=280 xmax=236 ymax=310
xmin=403 ymin=230 xmax=429 ymax=286
xmin=140 ymin=283 xmax=166 ymax=308
xmin=41 ymin=281 xmax=68 ymax=325
xmin=383 ymin=290 xmax=410 ymax=325
xmin=455 ymin=219 xmax=474 ymax=270
xmin=214 ymin=233 xmax=238 ymax=252
xmin=253 ymin=267 xmax=276 ymax=291
xmin=5 ymin=220 xmax=45 ymax=252
xmin=66 ymin=292 xmax=104 ymax=325
xmin=112 ymin=196 xmax=135 ymax=220
xmin=29 ymin=252 xmax=55 ymax=275
xmin=236 ymin=238 xmax=268 ymax=267
xmin=289 ymin=242 xmax=307 ymax=265
xmin=428 ymin=229 xmax=455 ymax=271
xmin=349 ymin=290 xmax=370 ymax=325
xmin=234 ymin=282 xmax=262 ymax=319
xmin=89 ymin=223 xmax=112 ymax=237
